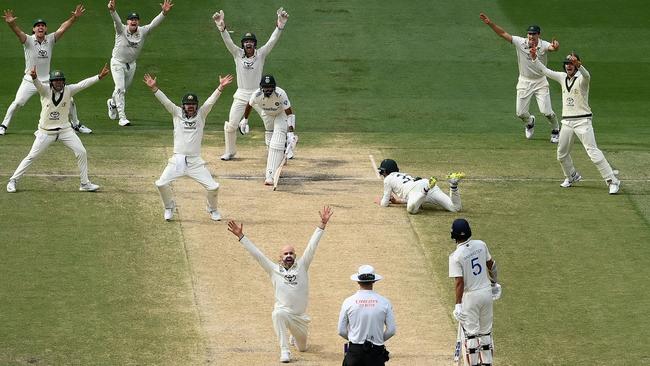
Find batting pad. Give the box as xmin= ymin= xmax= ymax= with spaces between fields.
xmin=266 ymin=148 xmax=285 ymax=181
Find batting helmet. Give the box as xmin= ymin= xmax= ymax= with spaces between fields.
xmin=181 ymin=93 xmax=199 ymax=105
xmin=49 ymin=70 xmax=65 ymax=82
xmin=241 ymin=32 xmax=257 ymax=48
xmin=450 ymin=218 xmax=472 ymax=241
xmin=260 ymin=74 xmax=276 ymax=88
xmin=378 ymin=159 xmax=399 ymax=176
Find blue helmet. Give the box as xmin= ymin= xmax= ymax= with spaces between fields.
xmin=378 ymin=159 xmax=399 ymax=176
xmin=450 ymin=218 xmax=472 ymax=241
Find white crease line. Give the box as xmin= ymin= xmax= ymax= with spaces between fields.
xmin=368 ymin=154 xmax=381 ymax=179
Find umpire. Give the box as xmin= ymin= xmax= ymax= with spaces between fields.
xmin=338 ymin=265 xmax=396 ymax=366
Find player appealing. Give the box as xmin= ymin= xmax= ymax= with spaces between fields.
xmin=449 ymin=218 xmax=501 ymax=366
xmin=226 ymin=206 xmax=333 ymax=363
xmin=6 ymin=65 xmax=110 ymax=193
xmin=338 ymin=265 xmax=396 ymax=366
xmin=143 ymin=73 xmax=233 ymax=221
xmin=374 ymin=159 xmax=464 ymax=214
xmin=239 ymin=75 xmax=297 ymax=185
xmin=1 ymin=6 xmax=92 ymax=136
xmin=480 ymin=13 xmax=561 ymax=143
xmin=106 ymin=0 xmax=173 ymax=127
xmin=530 ymin=49 xmax=621 ymax=194
xmin=212 ymin=7 xmax=289 ymax=160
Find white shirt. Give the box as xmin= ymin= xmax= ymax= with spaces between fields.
xmin=23 ymin=33 xmax=56 ymax=81
xmin=248 ymin=86 xmax=291 ymax=117
xmin=532 ymin=59 xmax=592 ymax=118
xmin=449 ymin=239 xmax=493 ymax=292
xmin=34 ymin=76 xmax=100 ymax=131
xmin=220 ymin=28 xmax=282 ymax=99
xmin=512 ymin=35 xmax=551 ymax=80
xmin=380 ymin=172 xmax=423 ymax=206
xmin=154 ymin=89 xmax=222 ymax=156
xmin=240 ymin=228 xmax=324 ymax=315
xmin=338 ymin=289 xmax=396 ymax=346
xmin=110 ymin=11 xmax=165 ymax=64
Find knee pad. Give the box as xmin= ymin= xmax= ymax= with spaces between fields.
xmin=465 ymin=335 xmax=480 ymax=366
xmin=224 ymin=121 xmax=238 ymax=133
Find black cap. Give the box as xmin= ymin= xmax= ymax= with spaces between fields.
xmin=527 ymin=25 xmax=541 ymax=34
xmin=127 ymin=12 xmax=140 ymax=20
xmin=33 ymin=18 xmax=47 ymax=27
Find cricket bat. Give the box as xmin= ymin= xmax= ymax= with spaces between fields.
xmin=454 ymin=322 xmax=464 ymax=365
xmin=272 ymin=154 xmax=288 ymax=191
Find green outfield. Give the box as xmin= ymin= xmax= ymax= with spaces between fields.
xmin=1 ymin=0 xmax=649 ymax=365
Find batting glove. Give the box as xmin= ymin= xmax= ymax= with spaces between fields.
xmin=213 ymin=10 xmax=225 ymax=32
xmin=239 ymin=118 xmax=250 ymax=135
xmin=453 ymin=304 xmax=466 ymax=322
xmin=491 ymin=283 xmax=502 ymax=301
xmin=276 ymin=7 xmax=289 ymax=29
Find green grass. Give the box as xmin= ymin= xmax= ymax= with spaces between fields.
xmin=1 ymin=0 xmax=649 ymax=365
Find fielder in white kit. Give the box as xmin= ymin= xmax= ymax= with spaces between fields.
xmin=449 ymin=219 xmax=501 ymax=366
xmin=226 ymin=206 xmax=333 ymax=363
xmin=212 ymin=7 xmax=289 ymax=160
xmin=6 ymin=65 xmax=110 ymax=193
xmin=530 ymin=48 xmax=621 ymax=194
xmin=375 ymin=159 xmax=464 ymax=214
xmin=143 ymin=73 xmax=234 ymax=221
xmin=1 ymin=6 xmax=91 ymax=136
xmin=106 ymin=0 xmax=173 ymax=127
xmin=240 ymin=75 xmax=297 ymax=185
xmin=480 ymin=13 xmax=561 ymax=143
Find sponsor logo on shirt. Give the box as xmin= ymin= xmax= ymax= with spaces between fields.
xmin=38 ymin=49 xmax=48 ymax=58
xmin=566 ymin=97 xmax=575 ymax=107
xmin=49 ymin=111 xmax=60 ymax=120
xmin=284 ymin=274 xmax=297 ymax=285
xmin=127 ymin=40 xmax=140 ymax=48
xmin=182 ymin=120 xmax=197 ymax=130
xmin=355 ymin=299 xmax=378 ymax=308
xmin=242 ymin=59 xmax=255 ymax=69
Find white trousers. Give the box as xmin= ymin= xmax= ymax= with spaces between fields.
xmin=155 ymin=155 xmax=220 ymax=210
xmin=406 ymin=181 xmax=461 ymax=214
xmin=460 ymin=286 xmax=493 ymax=336
xmin=515 ymin=77 xmax=557 ymax=125
xmin=557 ymin=117 xmax=615 ymax=180
xmin=223 ymin=93 xmax=265 ymax=156
xmin=110 ymin=58 xmax=137 ymax=120
xmin=2 ymin=77 xmax=79 ymax=127
xmin=10 ymin=128 xmax=90 ymax=184
xmin=272 ymin=308 xmax=310 ymax=353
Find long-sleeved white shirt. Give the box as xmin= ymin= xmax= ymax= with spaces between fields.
xmin=154 ymin=88 xmax=222 ymax=156
xmin=34 ymin=76 xmax=100 ymax=131
xmin=532 ymin=59 xmax=592 ymax=118
xmin=23 ymin=33 xmax=56 ymax=81
xmin=380 ymin=172 xmax=423 ymax=206
xmin=220 ymin=28 xmax=282 ymax=98
xmin=110 ymin=11 xmax=165 ymax=63
xmin=239 ymin=227 xmax=324 ymax=315
xmin=338 ymin=289 xmax=396 ymax=346
xmin=449 ymin=239 xmax=493 ymax=292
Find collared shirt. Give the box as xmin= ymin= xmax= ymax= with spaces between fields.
xmin=34 ymin=76 xmax=100 ymax=131
xmin=512 ymin=35 xmax=551 ymax=80
xmin=153 ymin=88 xmax=223 ymax=157
xmin=380 ymin=172 xmax=423 ymax=206
xmin=23 ymin=33 xmax=56 ymax=81
xmin=338 ymin=289 xmax=396 ymax=346
xmin=532 ymin=59 xmax=593 ymax=118
xmin=239 ymin=227 xmax=324 ymax=315
xmin=449 ymin=239 xmax=493 ymax=292
xmin=110 ymin=11 xmax=165 ymax=63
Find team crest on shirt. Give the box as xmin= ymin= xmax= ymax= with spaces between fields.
xmin=243 ymin=60 xmax=255 ymax=69
xmin=284 ymin=274 xmax=297 ymax=285
xmin=49 ymin=111 xmax=60 ymax=120
xmin=275 ymin=102 xmax=279 ymax=106
xmin=38 ymin=50 xmax=48 ymax=57
xmin=566 ymin=97 xmax=575 ymax=106
xmin=182 ymin=120 xmax=197 ymax=129
xmin=127 ymin=40 xmax=140 ymax=48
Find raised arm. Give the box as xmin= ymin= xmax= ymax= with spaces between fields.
xmin=257 ymin=8 xmax=288 ymax=56
xmin=144 ymin=0 xmax=172 ymax=31
xmin=3 ymin=10 xmax=27 ymax=44
xmin=199 ymin=74 xmax=234 ymax=118
xmin=144 ymin=73 xmax=178 ymax=115
xmin=479 ymin=13 xmax=513 ymax=43
xmin=68 ymin=64 xmax=110 ymax=96
xmin=213 ymin=10 xmax=240 ymax=56
xmin=227 ymin=221 xmax=276 ymax=274
xmin=53 ymin=4 xmax=85 ymax=41
xmin=548 ymin=38 xmax=560 ymax=52
xmin=30 ymin=67 xmax=48 ymax=95
xmin=108 ymin=0 xmax=124 ymax=34
xmin=530 ymin=47 xmax=565 ymax=83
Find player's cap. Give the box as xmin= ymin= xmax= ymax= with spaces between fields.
xmin=350 ymin=265 xmax=383 ymax=282
xmin=49 ymin=70 xmax=65 ymax=81
xmin=33 ymin=18 xmax=47 ymax=27
xmin=127 ymin=12 xmax=140 ymax=20
xmin=181 ymin=93 xmax=199 ymax=105
xmin=527 ymin=25 xmax=541 ymax=34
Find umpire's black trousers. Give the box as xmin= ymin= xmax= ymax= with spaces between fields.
xmin=342 ymin=341 xmax=389 ymax=366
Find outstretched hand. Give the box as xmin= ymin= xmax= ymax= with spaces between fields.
xmin=72 ymin=4 xmax=85 ymax=18
xmin=143 ymin=73 xmax=158 ymax=91
xmin=277 ymin=7 xmax=289 ymax=29
xmin=227 ymin=220 xmax=244 ymax=239
xmin=161 ymin=0 xmax=174 ymax=15
xmin=218 ymin=74 xmax=234 ymax=90
xmin=318 ymin=205 xmax=333 ymax=228
xmin=107 ymin=0 xmax=115 ymax=12
xmin=479 ymin=13 xmax=490 ymax=25
xmin=570 ymin=52 xmax=581 ymax=68
xmin=213 ymin=10 xmax=225 ymax=31
xmin=98 ymin=64 xmax=110 ymax=79
xmin=3 ymin=9 xmax=17 ymax=23
xmin=550 ymin=37 xmax=559 ymax=50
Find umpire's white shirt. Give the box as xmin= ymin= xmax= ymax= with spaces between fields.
xmin=248 ymin=87 xmax=291 ymax=117
xmin=35 ymin=76 xmax=100 ymax=132
xmin=449 ymin=239 xmax=493 ymax=292
xmin=338 ymin=290 xmax=396 ymax=346
xmin=24 ymin=33 xmax=56 ymax=81
xmin=512 ymin=35 xmax=551 ymax=80
xmin=532 ymin=59 xmax=592 ymax=118
xmin=110 ymin=11 xmax=165 ymax=64
xmin=240 ymin=227 xmax=324 ymax=315
xmin=380 ymin=172 xmax=420 ymax=206
xmin=220 ymin=28 xmax=282 ymax=99
xmin=154 ymin=89 xmax=222 ymax=157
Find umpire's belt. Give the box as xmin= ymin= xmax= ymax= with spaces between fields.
xmin=348 ymin=341 xmax=385 ymax=351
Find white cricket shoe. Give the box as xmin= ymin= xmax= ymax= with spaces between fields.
xmin=164 ymin=203 xmax=175 ymax=221
xmin=560 ymin=171 xmax=582 ymax=188
xmin=0 ymin=125 xmax=6 ymax=136
xmin=107 ymin=99 xmax=118 ymax=120
xmin=74 ymin=124 xmax=93 ymax=134
xmin=118 ymin=118 xmax=131 ymax=127
xmin=264 ymin=179 xmax=273 ymax=186
xmin=207 ymin=207 xmax=222 ymax=221
xmin=220 ymin=153 xmax=235 ymax=161
xmin=550 ymin=129 xmax=559 ymax=144
xmin=7 ymin=179 xmax=16 ymax=193
xmin=525 ymin=116 xmax=535 ymax=139
xmin=79 ymin=182 xmax=100 ymax=192
xmin=280 ymin=350 xmax=291 ymax=363
xmin=607 ymin=179 xmax=621 ymax=195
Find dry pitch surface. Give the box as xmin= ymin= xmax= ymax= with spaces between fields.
xmin=171 ymin=145 xmax=455 ymax=365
